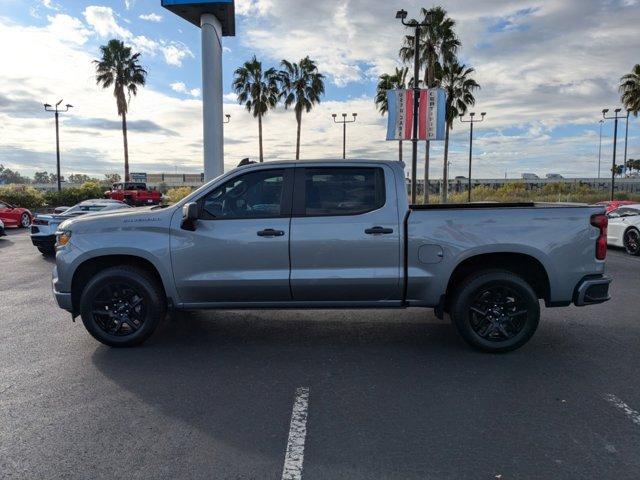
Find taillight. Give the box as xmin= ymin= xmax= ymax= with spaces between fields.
xmin=590 ymin=213 xmax=607 ymax=260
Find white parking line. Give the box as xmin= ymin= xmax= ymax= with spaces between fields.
xmin=281 ymin=387 xmax=310 ymax=480
xmin=604 ymin=394 xmax=640 ymax=426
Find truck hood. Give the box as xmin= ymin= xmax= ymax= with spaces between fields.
xmin=59 ymin=205 xmax=175 ymax=232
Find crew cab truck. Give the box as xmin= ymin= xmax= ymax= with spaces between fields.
xmin=104 ymin=182 xmax=162 ymax=206
xmin=52 ymin=160 xmax=611 ymax=352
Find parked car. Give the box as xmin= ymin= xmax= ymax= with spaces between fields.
xmin=0 ymin=200 xmax=32 ymax=228
xmin=52 ymin=160 xmax=612 ymax=352
xmin=595 ymin=200 xmax=636 ymax=213
xmin=545 ymin=173 xmax=564 ymax=179
xmin=104 ymin=182 xmax=162 ymax=206
xmin=0 ymin=218 xmax=5 ymax=237
xmin=521 ymin=173 xmax=539 ymax=180
xmin=53 ymin=206 xmax=71 ymax=214
xmin=607 ymin=204 xmax=640 ymax=255
xmin=31 ymin=199 xmax=131 ymax=255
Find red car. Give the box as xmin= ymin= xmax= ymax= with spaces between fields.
xmin=0 ymin=200 xmax=32 ymax=228
xmin=595 ymin=200 xmax=636 ymax=213
xmin=104 ymin=182 xmax=162 ymax=206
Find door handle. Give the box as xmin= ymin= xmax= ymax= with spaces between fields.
xmin=365 ymin=226 xmax=394 ymax=235
xmin=257 ymin=228 xmax=285 ymax=237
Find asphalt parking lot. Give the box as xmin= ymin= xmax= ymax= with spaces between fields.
xmin=1 ymin=228 xmax=640 ymax=479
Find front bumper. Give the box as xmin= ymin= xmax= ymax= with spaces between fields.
xmin=52 ymin=265 xmax=73 ymax=312
xmin=574 ymin=275 xmax=612 ymax=306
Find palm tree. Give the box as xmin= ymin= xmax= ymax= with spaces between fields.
xmin=375 ymin=67 xmax=411 ymax=162
xmin=620 ymin=64 xmax=640 ymax=116
xmin=400 ymin=6 xmax=460 ymax=203
xmin=94 ymin=39 xmax=147 ymax=181
xmin=232 ymin=56 xmax=280 ymax=162
xmin=440 ymin=61 xmax=480 ymax=202
xmin=278 ymin=57 xmax=325 ymax=159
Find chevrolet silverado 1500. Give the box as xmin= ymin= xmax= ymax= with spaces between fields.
xmin=52 ymin=160 xmax=611 ymax=352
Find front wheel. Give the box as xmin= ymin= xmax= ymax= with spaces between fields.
xmin=624 ymin=228 xmax=640 ymax=256
xmin=450 ymin=270 xmax=540 ymax=353
xmin=79 ymin=266 xmax=166 ymax=347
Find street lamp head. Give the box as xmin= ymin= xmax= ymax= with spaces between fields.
xmin=615 ymin=108 xmax=622 ymax=113
xmin=56 ymin=99 xmax=63 ymax=106
xmin=481 ymin=112 xmax=486 ymax=117
xmin=342 ymin=113 xmax=347 ymax=118
xmin=470 ymin=112 xmax=476 ymax=117
xmin=66 ymin=104 xmax=73 ymax=109
xmin=602 ymin=108 xmax=609 ymax=116
xmin=225 ymin=114 xmax=231 ymax=119
xmin=332 ymin=113 xmax=337 ymax=118
xmin=43 ymin=103 xmax=51 ymax=108
xmin=352 ymin=113 xmax=357 ymax=118
xmin=395 ymin=9 xmax=408 ymax=20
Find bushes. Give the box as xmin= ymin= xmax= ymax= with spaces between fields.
xmin=166 ymin=186 xmax=193 ymax=204
xmin=0 ymin=182 xmax=107 ymax=210
xmin=0 ymin=186 xmax=45 ymax=210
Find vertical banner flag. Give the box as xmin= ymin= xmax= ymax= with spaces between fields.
xmin=386 ymin=88 xmax=446 ymax=141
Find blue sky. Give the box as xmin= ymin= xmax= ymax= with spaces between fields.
xmin=0 ymin=0 xmax=638 ymax=179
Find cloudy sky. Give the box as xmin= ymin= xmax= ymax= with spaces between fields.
xmin=0 ymin=0 xmax=638 ymax=180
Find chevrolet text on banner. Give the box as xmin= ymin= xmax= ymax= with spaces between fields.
xmin=386 ymin=89 xmax=446 ymax=141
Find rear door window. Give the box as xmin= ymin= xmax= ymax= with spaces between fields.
xmin=300 ymin=167 xmax=385 ymax=216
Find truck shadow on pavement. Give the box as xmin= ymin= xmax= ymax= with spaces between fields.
xmin=88 ymin=309 xmax=631 ymax=479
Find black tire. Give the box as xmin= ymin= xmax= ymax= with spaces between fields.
xmin=38 ymin=246 xmax=55 ymax=256
xmin=624 ymin=228 xmax=640 ymax=256
xmin=79 ymin=265 xmax=166 ymax=347
xmin=20 ymin=213 xmax=31 ymax=228
xmin=450 ymin=270 xmax=540 ymax=353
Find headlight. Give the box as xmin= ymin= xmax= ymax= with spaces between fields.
xmin=55 ymin=230 xmax=72 ymax=248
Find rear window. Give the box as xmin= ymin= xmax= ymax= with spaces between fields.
xmin=303 ymin=167 xmax=385 ymax=216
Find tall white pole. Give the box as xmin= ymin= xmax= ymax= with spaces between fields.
xmin=201 ymin=13 xmax=224 ymax=181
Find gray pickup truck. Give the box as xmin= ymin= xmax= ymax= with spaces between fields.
xmin=52 ymin=160 xmax=611 ymax=352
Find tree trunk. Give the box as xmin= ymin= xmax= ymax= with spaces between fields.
xmin=423 ymin=140 xmax=430 ymax=204
xmin=121 ymin=112 xmax=129 ymax=182
xmin=258 ymin=114 xmax=263 ymax=162
xmin=398 ymin=141 xmax=403 ymax=162
xmin=442 ymin=123 xmax=450 ymax=203
xmin=295 ymin=110 xmax=302 ymax=160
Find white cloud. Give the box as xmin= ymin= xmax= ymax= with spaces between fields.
xmin=236 ymin=0 xmax=273 ymax=16
xmin=124 ymin=0 xmax=135 ymax=10
xmin=46 ymin=14 xmax=91 ymax=45
xmin=139 ymin=13 xmax=163 ymax=23
xmin=223 ymin=92 xmax=238 ymax=103
xmin=131 ymin=35 xmax=158 ymax=56
xmin=41 ymin=0 xmax=58 ymax=10
xmin=171 ymin=82 xmax=201 ymax=98
xmin=83 ymin=6 xmax=132 ymax=39
xmin=161 ymin=42 xmax=194 ymax=67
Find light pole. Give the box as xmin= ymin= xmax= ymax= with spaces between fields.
xmin=597 ymin=119 xmax=603 ymax=179
xmin=460 ymin=111 xmax=486 ymax=202
xmin=223 ymin=114 xmax=231 ymax=124
xmin=622 ymin=109 xmax=630 ymax=176
xmin=602 ymin=108 xmax=624 ymax=201
xmin=44 ymin=99 xmax=73 ymax=192
xmin=396 ymin=9 xmax=431 ymax=204
xmin=332 ymin=113 xmax=357 ymax=159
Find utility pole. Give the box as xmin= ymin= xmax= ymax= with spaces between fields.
xmin=597 ymin=119 xmax=603 ymax=179
xmin=44 ymin=99 xmax=73 ymax=192
xmin=460 ymin=111 xmax=486 ymax=202
xmin=331 ymin=113 xmax=357 ymax=159
xmin=396 ymin=9 xmax=431 ymax=204
xmin=602 ymin=108 xmax=624 ymax=201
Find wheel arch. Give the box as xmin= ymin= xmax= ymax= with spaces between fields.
xmin=444 ymin=252 xmax=551 ymax=309
xmin=71 ymin=254 xmax=168 ymax=315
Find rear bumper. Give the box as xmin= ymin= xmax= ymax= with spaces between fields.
xmin=574 ymin=275 xmax=612 ymax=306
xmin=31 ymin=234 xmax=56 ymax=249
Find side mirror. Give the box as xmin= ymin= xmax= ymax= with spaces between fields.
xmin=181 ymin=202 xmax=198 ymax=231
xmin=607 ymin=212 xmax=620 ymax=219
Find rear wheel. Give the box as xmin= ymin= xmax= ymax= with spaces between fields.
xmin=450 ymin=270 xmax=540 ymax=353
xmin=20 ymin=213 xmax=31 ymax=228
xmin=38 ymin=246 xmax=55 ymax=256
xmin=79 ymin=266 xmax=166 ymax=347
xmin=624 ymin=228 xmax=640 ymax=256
